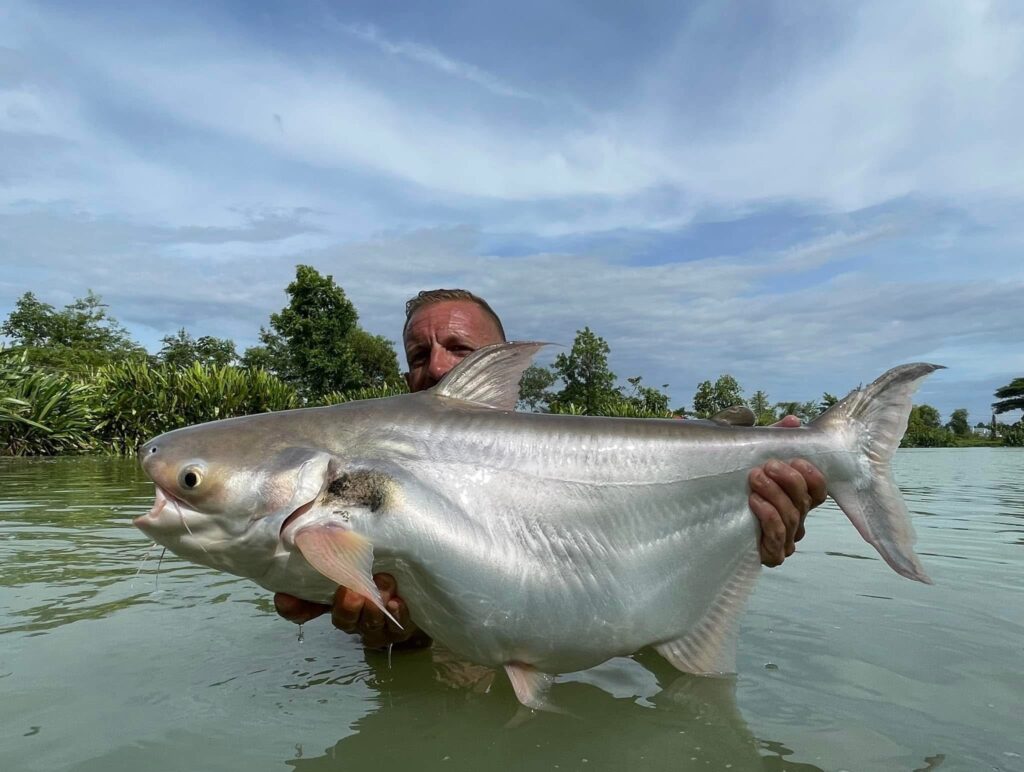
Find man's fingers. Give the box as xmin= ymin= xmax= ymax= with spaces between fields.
xmin=750 ymin=464 xmax=803 ymax=560
xmin=373 ymin=573 xmax=396 ymax=601
xmin=274 ymin=592 xmax=329 ymax=624
xmin=762 ymin=460 xmax=809 ymax=557
xmin=331 ymin=587 xmax=365 ymax=634
xmin=749 ymin=492 xmax=784 ymax=566
xmin=748 ymin=474 xmax=785 ymax=567
xmin=763 ymin=460 xmax=813 ymax=518
xmin=790 ymin=458 xmax=828 ymax=511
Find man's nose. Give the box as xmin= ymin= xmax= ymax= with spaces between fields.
xmin=427 ymin=349 xmax=455 ymax=383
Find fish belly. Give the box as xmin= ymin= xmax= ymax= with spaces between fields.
xmin=374 ymin=466 xmax=761 ymax=673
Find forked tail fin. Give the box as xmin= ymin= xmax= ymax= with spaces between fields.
xmin=811 ymin=363 xmax=945 ymax=584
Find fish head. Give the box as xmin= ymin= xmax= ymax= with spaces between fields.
xmin=135 ymin=421 xmax=335 ymax=578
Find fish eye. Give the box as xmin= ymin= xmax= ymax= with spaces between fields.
xmin=179 ymin=465 xmax=204 ymax=490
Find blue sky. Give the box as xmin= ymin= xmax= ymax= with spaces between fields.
xmin=2 ymin=0 xmax=1022 ymax=422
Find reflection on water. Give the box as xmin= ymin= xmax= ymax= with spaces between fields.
xmin=286 ymin=649 xmax=823 ymax=772
xmin=1 ymin=451 xmax=1021 ymax=772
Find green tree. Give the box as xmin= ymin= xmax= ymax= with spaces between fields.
xmin=902 ymin=404 xmax=954 ymax=447
xmin=992 ymin=377 xmax=1024 ymax=415
xmin=159 ymin=328 xmax=237 ymax=369
xmin=1001 ymin=422 xmax=1024 ymax=447
xmin=799 ymin=400 xmax=821 ymax=421
xmin=819 ymin=392 xmax=839 ymax=413
xmin=550 ymin=327 xmax=621 ymax=415
xmin=256 ymin=265 xmax=401 ymax=398
xmin=946 ymin=408 xmax=970 ymax=437
xmin=518 ymin=364 xmax=557 ymax=411
xmin=1 ymin=292 xmax=55 ymax=347
xmin=624 ymin=376 xmax=670 ymax=416
xmin=237 ymin=339 xmax=274 ymax=370
xmin=346 ymin=329 xmax=402 ymax=387
xmin=771 ymin=400 xmax=820 ymax=423
xmin=692 ymin=375 xmax=745 ymax=418
xmin=748 ymin=390 xmax=775 ymax=425
xmin=1 ymin=290 xmax=144 ymax=369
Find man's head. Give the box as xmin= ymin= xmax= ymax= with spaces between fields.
xmin=402 ymin=289 xmax=506 ymax=393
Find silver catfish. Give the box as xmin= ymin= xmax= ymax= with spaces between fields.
xmin=135 ymin=343 xmax=938 ymax=709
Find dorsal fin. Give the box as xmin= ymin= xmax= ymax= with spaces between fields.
xmin=434 ymin=341 xmax=550 ymax=410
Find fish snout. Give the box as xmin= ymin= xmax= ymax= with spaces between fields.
xmin=140 ymin=439 xmax=159 ymax=471
xmin=138 ymin=440 xmax=180 ymax=493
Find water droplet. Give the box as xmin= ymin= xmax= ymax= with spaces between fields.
xmin=764 ymin=662 xmax=779 ymax=670
xmin=296 ymin=624 xmax=304 ymax=644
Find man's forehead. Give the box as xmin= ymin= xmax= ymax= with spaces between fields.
xmin=404 ymin=300 xmax=499 ymax=344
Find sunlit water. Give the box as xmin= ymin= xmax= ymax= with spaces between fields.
xmin=1 ymin=450 xmax=1021 ymax=772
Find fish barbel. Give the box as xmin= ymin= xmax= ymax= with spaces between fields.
xmin=135 ymin=342 xmax=938 ymax=709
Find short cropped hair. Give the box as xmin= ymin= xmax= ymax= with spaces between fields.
xmin=403 ymin=289 xmax=507 ymax=342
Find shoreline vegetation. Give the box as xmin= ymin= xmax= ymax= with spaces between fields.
xmin=2 ymin=266 xmax=1022 ymax=456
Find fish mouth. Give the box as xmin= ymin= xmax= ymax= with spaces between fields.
xmin=134 ymin=486 xmax=169 ymax=528
xmin=134 ymin=486 xmax=188 ymax=530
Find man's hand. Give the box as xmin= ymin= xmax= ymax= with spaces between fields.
xmin=747 ymin=415 xmax=828 ymax=567
xmin=274 ymin=574 xmax=431 ymax=650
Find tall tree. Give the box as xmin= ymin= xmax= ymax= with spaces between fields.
xmin=346 ymin=329 xmax=402 ymax=387
xmin=159 ymin=328 xmax=237 ymax=369
xmin=819 ymin=392 xmax=839 ymax=413
xmin=773 ymin=401 xmax=801 ymax=420
xmin=799 ymin=400 xmax=821 ymax=422
xmin=946 ymin=408 xmax=970 ymax=437
xmin=240 ymin=341 xmax=274 ymax=370
xmin=624 ymin=376 xmax=670 ymax=415
xmin=992 ymin=378 xmax=1024 ymax=415
xmin=518 ymin=364 xmax=557 ymax=412
xmin=550 ymin=327 xmax=620 ymax=414
xmin=1 ymin=290 xmax=144 ymax=368
xmin=748 ymin=389 xmax=775 ymax=425
xmin=902 ymin=403 xmax=953 ymax=447
xmin=1 ymin=292 xmax=55 ymax=347
xmin=250 ymin=265 xmax=400 ymax=398
xmin=692 ymin=375 xmax=745 ymax=418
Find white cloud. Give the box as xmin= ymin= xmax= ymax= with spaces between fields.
xmin=338 ymin=22 xmax=541 ymax=102
xmin=1 ymin=1 xmax=1020 ymax=424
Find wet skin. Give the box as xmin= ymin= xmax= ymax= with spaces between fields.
xmin=274 ymin=300 xmax=827 ymax=649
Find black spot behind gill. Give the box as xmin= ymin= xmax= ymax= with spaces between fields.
xmin=327 ymin=470 xmax=391 ymax=512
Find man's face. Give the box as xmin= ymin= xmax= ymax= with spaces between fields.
xmin=403 ymin=300 xmax=504 ymax=392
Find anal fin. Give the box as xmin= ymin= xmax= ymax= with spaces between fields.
xmin=655 ymin=549 xmax=760 ymax=675
xmin=293 ymin=525 xmax=402 ymax=629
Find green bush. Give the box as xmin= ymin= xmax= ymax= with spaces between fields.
xmin=92 ymin=362 xmax=299 ymax=454
xmin=0 ymin=350 xmax=96 ymax=455
xmin=316 ymin=382 xmax=409 ymax=405
xmin=1002 ymin=423 xmax=1024 ymax=447
xmin=548 ymin=399 xmax=669 ymax=418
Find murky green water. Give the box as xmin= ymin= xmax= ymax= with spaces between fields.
xmin=1 ymin=450 xmax=1021 ymax=772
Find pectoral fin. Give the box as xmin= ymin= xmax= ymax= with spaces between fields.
xmin=293 ymin=526 xmax=401 ymax=629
